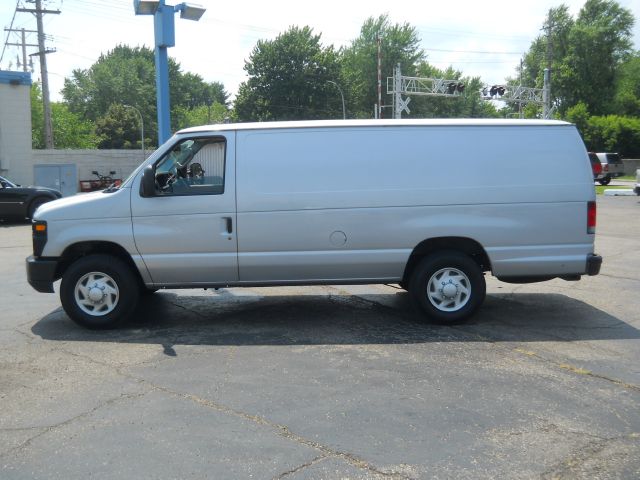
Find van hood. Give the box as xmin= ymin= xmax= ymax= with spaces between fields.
xmin=34 ymin=188 xmax=132 ymax=221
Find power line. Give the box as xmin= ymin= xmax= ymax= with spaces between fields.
xmin=0 ymin=1 xmax=21 ymax=65
xmin=425 ymin=47 xmax=522 ymax=55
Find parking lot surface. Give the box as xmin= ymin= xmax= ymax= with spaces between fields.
xmin=1 ymin=195 xmax=639 ymax=479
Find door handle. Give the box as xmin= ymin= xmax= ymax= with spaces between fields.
xmin=224 ymin=217 xmax=233 ymax=234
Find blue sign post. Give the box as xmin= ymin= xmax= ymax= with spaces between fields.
xmin=133 ymin=0 xmax=206 ymax=145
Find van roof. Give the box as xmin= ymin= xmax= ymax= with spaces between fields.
xmin=177 ymin=118 xmax=571 ymax=135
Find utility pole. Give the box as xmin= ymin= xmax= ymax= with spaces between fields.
xmin=542 ymin=10 xmax=554 ymax=119
xmin=17 ymin=0 xmax=60 ymax=149
xmin=377 ymin=35 xmax=382 ymax=119
xmin=4 ymin=28 xmax=38 ymax=72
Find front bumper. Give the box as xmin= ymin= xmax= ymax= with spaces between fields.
xmin=586 ymin=254 xmax=602 ymax=276
xmin=26 ymin=256 xmax=59 ymax=293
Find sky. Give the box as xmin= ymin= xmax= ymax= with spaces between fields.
xmin=1 ymin=0 xmax=639 ymax=104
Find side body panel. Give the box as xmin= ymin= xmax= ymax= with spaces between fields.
xmin=235 ymin=125 xmax=595 ymax=282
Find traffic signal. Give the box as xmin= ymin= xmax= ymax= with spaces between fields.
xmin=488 ymin=85 xmax=506 ymax=98
xmin=446 ymin=82 xmax=465 ymax=94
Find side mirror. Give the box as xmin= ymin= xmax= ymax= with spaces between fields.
xmin=140 ymin=165 xmax=156 ymax=198
xmin=91 ymin=170 xmax=99 ymax=175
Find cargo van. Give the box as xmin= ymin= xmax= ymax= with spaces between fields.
xmin=26 ymin=119 xmax=602 ymax=328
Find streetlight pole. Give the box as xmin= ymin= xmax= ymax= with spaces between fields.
xmin=124 ymin=105 xmax=144 ymax=160
xmin=133 ymin=0 xmax=206 ymax=144
xmin=327 ymin=80 xmax=346 ymax=120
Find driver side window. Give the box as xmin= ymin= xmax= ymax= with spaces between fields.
xmin=154 ymin=138 xmax=226 ymax=196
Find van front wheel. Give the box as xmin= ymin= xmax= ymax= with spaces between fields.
xmin=60 ymin=254 xmax=139 ymax=329
xmin=409 ymin=251 xmax=486 ymax=324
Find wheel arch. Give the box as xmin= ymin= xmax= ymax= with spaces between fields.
xmin=56 ymin=241 xmax=144 ymax=286
xmin=402 ymin=237 xmax=491 ymax=286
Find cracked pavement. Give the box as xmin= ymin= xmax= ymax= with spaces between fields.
xmin=1 ymin=195 xmax=639 ymax=479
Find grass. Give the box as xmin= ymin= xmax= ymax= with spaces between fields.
xmin=595 ymin=185 xmax=633 ymax=195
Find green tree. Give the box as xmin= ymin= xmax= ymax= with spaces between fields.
xmin=340 ymin=15 xmax=425 ymax=118
xmin=62 ymin=45 xmax=229 ymax=146
xmin=95 ymin=103 xmax=146 ymax=149
xmin=31 ymin=84 xmax=99 ymax=149
xmin=614 ymin=53 xmax=640 ymax=116
xmin=174 ymin=102 xmax=230 ymax=129
xmin=518 ymin=0 xmax=634 ymax=116
xmin=562 ymin=0 xmax=634 ymax=115
xmin=234 ymin=26 xmax=342 ymax=121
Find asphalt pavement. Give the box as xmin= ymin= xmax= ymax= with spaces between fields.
xmin=1 ymin=195 xmax=639 ymax=479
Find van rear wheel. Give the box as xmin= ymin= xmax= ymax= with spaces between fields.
xmin=60 ymin=254 xmax=139 ymax=329
xmin=409 ymin=251 xmax=486 ymax=324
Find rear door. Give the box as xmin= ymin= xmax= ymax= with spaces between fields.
xmin=130 ymin=133 xmax=237 ymax=285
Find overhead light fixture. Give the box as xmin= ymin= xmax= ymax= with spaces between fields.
xmin=176 ymin=2 xmax=206 ymax=21
xmin=133 ymin=0 xmax=160 ymax=15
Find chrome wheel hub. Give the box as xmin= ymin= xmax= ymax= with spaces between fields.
xmin=427 ymin=267 xmax=471 ymax=312
xmin=74 ymin=272 xmax=119 ymax=316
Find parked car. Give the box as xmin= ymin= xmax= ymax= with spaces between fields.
xmin=26 ymin=119 xmax=601 ymax=329
xmin=0 ymin=175 xmax=62 ymax=221
xmin=588 ymin=152 xmax=604 ymax=182
xmin=592 ymin=152 xmax=625 ymax=185
xmin=635 ymin=169 xmax=640 ymax=196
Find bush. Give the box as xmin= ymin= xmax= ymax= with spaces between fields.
xmin=567 ymin=111 xmax=640 ymax=157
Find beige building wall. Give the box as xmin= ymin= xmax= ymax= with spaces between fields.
xmin=0 ymin=71 xmax=33 ymax=186
xmin=31 ymin=149 xmax=149 ymax=186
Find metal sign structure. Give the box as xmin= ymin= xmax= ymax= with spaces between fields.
xmin=481 ymin=81 xmax=553 ymax=118
xmin=386 ymin=65 xmax=553 ymax=119
xmin=387 ymin=64 xmax=465 ymax=119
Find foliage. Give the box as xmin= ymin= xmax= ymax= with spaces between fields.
xmin=580 ymin=115 xmax=640 ymax=156
xmin=62 ymin=45 xmax=229 ymax=147
xmin=565 ymin=102 xmax=591 ymax=132
xmin=173 ymin=103 xmax=230 ymax=129
xmin=234 ymin=26 xmax=342 ymax=121
xmin=518 ymin=0 xmax=634 ymax=116
xmin=614 ymin=54 xmax=640 ymax=116
xmin=95 ymin=103 xmax=148 ymax=149
xmin=340 ymin=15 xmax=425 ymax=119
xmin=31 ymin=84 xmax=99 ymax=149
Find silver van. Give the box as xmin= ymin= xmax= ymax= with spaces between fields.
xmin=26 ymin=119 xmax=602 ymax=328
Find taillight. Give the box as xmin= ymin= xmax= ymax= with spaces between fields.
xmin=593 ymin=162 xmax=602 ymax=174
xmin=587 ymin=201 xmax=596 ymax=234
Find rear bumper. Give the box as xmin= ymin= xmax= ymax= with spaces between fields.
xmin=26 ymin=256 xmax=59 ymax=293
xmin=586 ymin=254 xmax=602 ymax=276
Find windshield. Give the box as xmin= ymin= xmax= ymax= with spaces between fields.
xmin=0 ymin=176 xmax=17 ymax=188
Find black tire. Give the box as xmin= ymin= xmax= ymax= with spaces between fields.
xmin=409 ymin=250 xmax=486 ymax=325
xmin=598 ymin=176 xmax=611 ymax=186
xmin=60 ymin=254 xmax=140 ymax=329
xmin=28 ymin=197 xmax=51 ymax=219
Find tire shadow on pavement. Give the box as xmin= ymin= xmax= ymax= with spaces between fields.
xmin=30 ymin=290 xmax=640 ymax=347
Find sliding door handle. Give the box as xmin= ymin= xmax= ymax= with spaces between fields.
xmin=224 ymin=217 xmax=233 ymax=234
